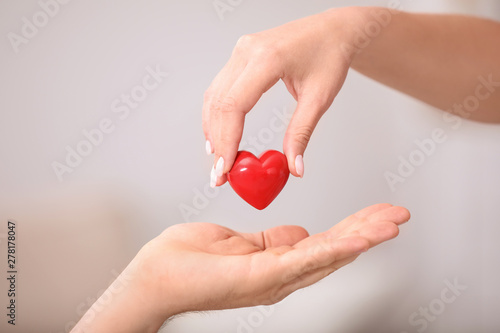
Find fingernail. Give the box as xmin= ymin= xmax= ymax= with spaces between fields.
xmin=205 ymin=140 xmax=212 ymax=155
xmin=210 ymin=167 xmax=217 ymax=188
xmin=295 ymin=155 xmax=304 ymax=178
xmin=215 ymin=157 xmax=224 ymax=177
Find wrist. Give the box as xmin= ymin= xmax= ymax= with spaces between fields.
xmin=72 ymin=252 xmax=173 ymax=333
xmin=124 ymin=244 xmax=180 ymax=327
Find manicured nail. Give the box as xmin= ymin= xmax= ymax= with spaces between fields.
xmin=205 ymin=140 xmax=212 ymax=155
xmin=210 ymin=167 xmax=217 ymax=188
xmin=295 ymin=155 xmax=304 ymax=178
xmin=215 ymin=157 xmax=224 ymax=177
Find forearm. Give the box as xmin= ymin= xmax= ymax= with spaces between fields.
xmin=348 ymin=7 xmax=500 ymax=122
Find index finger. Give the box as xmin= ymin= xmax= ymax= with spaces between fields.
xmin=210 ymin=63 xmax=281 ymax=178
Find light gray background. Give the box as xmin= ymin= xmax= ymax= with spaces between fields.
xmin=1 ymin=0 xmax=499 ymax=332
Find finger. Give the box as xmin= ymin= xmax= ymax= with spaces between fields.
xmin=325 ymin=204 xmax=409 ymax=243
xmin=279 ymin=253 xmax=359 ymax=297
xmin=358 ymin=221 xmax=400 ymax=247
xmin=210 ymin=96 xmax=245 ymax=177
xmin=367 ymin=206 xmax=411 ymax=225
xmin=319 ymin=205 xmax=391 ymax=238
xmin=211 ymin=64 xmax=280 ymax=176
xmin=253 ymin=235 xmax=367 ymax=304
xmin=203 ymin=58 xmax=248 ymax=155
xmin=282 ymin=95 xmax=329 ymax=178
xmin=278 ymin=221 xmax=399 ymax=297
xmin=281 ymin=236 xmax=369 ymax=282
xmin=354 ymin=203 xmax=394 ymax=218
xmin=263 ymin=250 xmax=358 ymax=305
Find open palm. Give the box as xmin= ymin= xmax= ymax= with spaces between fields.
xmin=137 ymin=203 xmax=410 ymax=317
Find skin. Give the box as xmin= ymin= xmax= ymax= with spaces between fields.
xmin=72 ymin=203 xmax=410 ymax=332
xmin=75 ymin=6 xmax=500 ymax=332
xmin=203 ymin=7 xmax=500 ymax=183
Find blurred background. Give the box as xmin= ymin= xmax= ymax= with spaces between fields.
xmin=1 ymin=0 xmax=499 ymax=332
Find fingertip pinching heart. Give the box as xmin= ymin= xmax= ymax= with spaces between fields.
xmin=227 ymin=150 xmax=290 ymax=210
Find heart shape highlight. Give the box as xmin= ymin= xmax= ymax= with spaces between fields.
xmin=227 ymin=150 xmax=290 ymax=210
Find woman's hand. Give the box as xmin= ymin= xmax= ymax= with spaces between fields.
xmin=72 ymin=203 xmax=410 ymax=332
xmin=204 ymin=5 xmax=500 ymax=187
xmin=203 ymin=7 xmax=368 ymax=186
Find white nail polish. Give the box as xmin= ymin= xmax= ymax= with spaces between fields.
xmin=210 ymin=167 xmax=217 ymax=188
xmin=205 ymin=140 xmax=212 ymax=155
xmin=215 ymin=157 xmax=224 ymax=177
xmin=295 ymin=155 xmax=304 ymax=178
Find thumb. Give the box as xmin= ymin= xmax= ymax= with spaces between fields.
xmin=283 ymin=98 xmax=328 ymax=177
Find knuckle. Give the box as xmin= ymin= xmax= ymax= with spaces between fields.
xmin=291 ymin=126 xmax=314 ymax=149
xmin=253 ymin=46 xmax=281 ymax=70
xmin=235 ymin=34 xmax=281 ymax=67
xmin=216 ymin=96 xmax=239 ymax=115
xmin=235 ymin=34 xmax=256 ymax=50
xmin=256 ymin=41 xmax=280 ymax=59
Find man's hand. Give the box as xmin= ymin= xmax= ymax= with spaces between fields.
xmin=73 ymin=203 xmax=410 ymax=332
xmin=144 ymin=203 xmax=410 ymax=313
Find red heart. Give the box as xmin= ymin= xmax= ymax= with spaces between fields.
xmin=227 ymin=150 xmax=290 ymax=210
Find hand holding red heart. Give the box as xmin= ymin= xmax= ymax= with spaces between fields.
xmin=202 ymin=8 xmax=361 ymax=186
